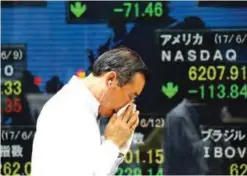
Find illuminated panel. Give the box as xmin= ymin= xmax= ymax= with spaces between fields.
xmin=67 ymin=1 xmax=167 ymax=24
xmin=156 ymin=29 xmax=247 ymax=175
xmin=1 ymin=126 xmax=35 ymax=175
xmin=1 ymin=44 xmax=27 ymax=125
xmin=201 ymin=126 xmax=247 ymax=176
xmin=156 ymin=30 xmax=247 ymax=102
xmin=1 ymin=44 xmax=27 ymax=79
xmin=115 ymin=114 xmax=165 ymax=175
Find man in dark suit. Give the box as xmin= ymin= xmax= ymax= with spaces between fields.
xmin=163 ymin=99 xmax=208 ymax=174
xmin=162 ymin=98 xmax=228 ymax=175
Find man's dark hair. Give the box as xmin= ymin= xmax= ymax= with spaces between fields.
xmin=92 ymin=47 xmax=148 ymax=86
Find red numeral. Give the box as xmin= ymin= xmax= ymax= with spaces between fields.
xmin=5 ymin=98 xmax=13 ymax=113
xmin=4 ymin=98 xmax=22 ymax=113
xmin=14 ymin=98 xmax=22 ymax=113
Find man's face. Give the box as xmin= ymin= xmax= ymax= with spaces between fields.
xmin=99 ymin=72 xmax=145 ymax=117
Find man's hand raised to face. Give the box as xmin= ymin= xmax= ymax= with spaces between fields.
xmin=104 ymin=104 xmax=139 ymax=148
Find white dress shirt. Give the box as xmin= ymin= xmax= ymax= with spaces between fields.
xmin=31 ymin=76 xmax=124 ymax=176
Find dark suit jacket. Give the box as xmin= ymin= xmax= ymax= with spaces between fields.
xmin=163 ymin=99 xmax=209 ymax=175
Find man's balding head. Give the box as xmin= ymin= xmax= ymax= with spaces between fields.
xmin=92 ymin=47 xmax=148 ymax=86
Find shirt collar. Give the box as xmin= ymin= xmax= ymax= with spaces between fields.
xmin=68 ymin=75 xmax=100 ymax=118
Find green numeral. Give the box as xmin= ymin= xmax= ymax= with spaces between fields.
xmin=217 ymin=84 xmax=226 ymax=99
xmin=145 ymin=2 xmax=154 ymax=17
xmin=134 ymin=3 xmax=139 ymax=18
xmin=117 ymin=168 xmax=124 ymax=175
xmin=209 ymin=84 xmax=215 ymax=99
xmin=240 ymin=84 xmax=247 ymax=98
xmin=230 ymin=84 xmax=239 ymax=99
xmin=154 ymin=2 xmax=163 ymax=17
xmin=156 ymin=168 xmax=164 ymax=175
xmin=123 ymin=2 xmax=132 ymax=18
xmin=199 ymin=85 xmax=205 ymax=99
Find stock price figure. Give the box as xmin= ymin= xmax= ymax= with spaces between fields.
xmin=67 ymin=1 xmax=167 ymax=24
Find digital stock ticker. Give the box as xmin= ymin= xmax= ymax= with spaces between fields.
xmin=158 ymin=30 xmax=247 ymax=101
xmin=1 ymin=1 xmax=247 ymax=176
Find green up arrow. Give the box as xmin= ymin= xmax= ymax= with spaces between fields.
xmin=161 ymin=82 xmax=179 ymax=99
xmin=70 ymin=2 xmax=87 ymax=18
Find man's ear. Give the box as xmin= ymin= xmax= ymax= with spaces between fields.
xmin=105 ymin=71 xmax=117 ymax=87
xmin=108 ymin=80 xmax=112 ymax=86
